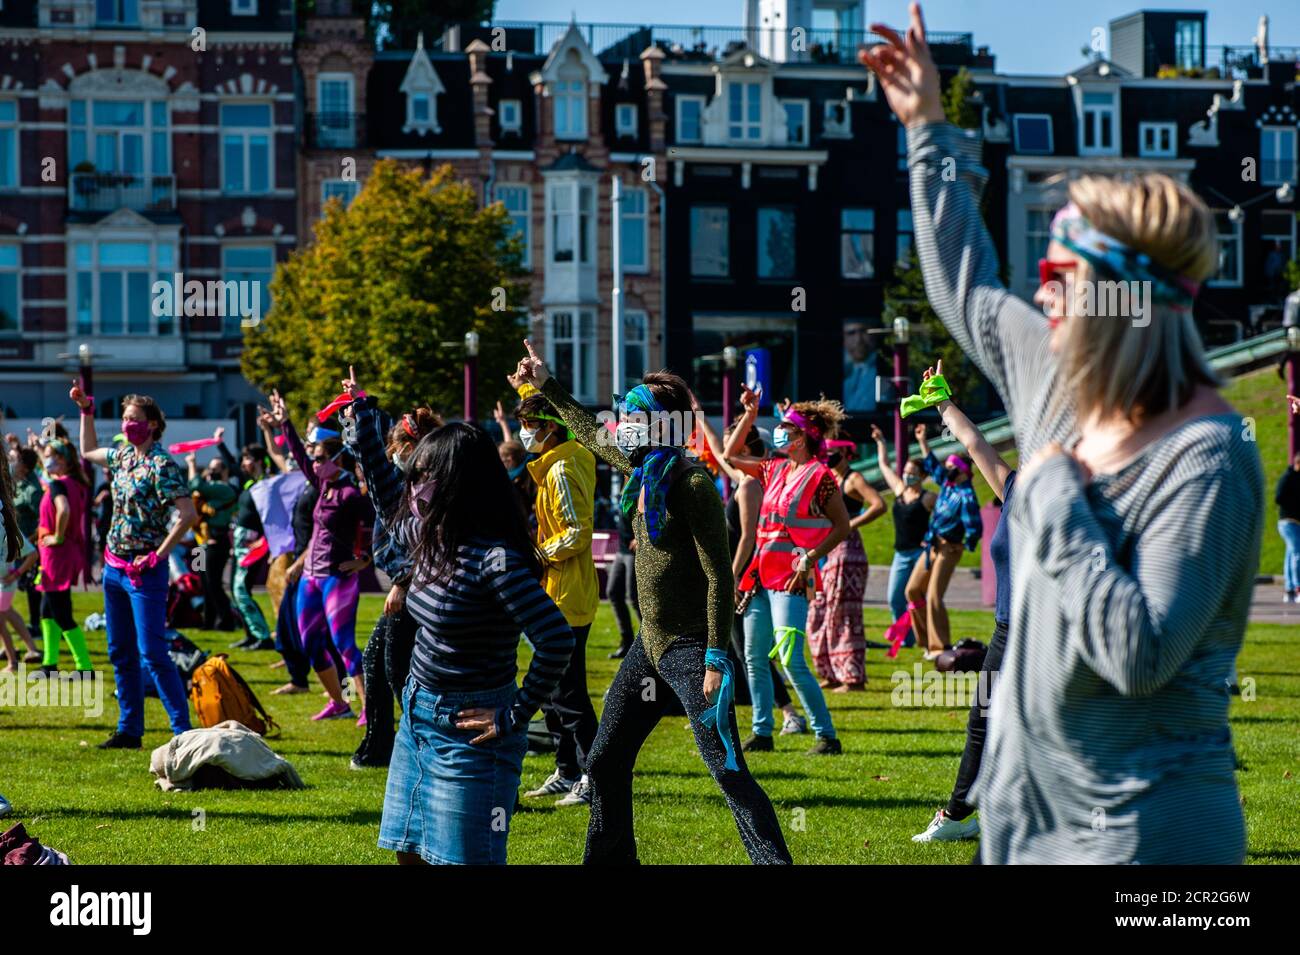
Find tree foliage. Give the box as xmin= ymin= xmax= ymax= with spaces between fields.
xmin=240 ymin=159 xmax=529 ymax=426
xmin=371 ymin=0 xmax=496 ymax=48
xmin=942 ymin=67 xmax=980 ymax=130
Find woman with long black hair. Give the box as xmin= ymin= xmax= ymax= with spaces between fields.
xmin=378 ymin=422 xmax=573 ymax=865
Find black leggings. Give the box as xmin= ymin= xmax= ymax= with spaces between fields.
xmin=946 ymin=619 xmax=1009 ymax=821
xmin=201 ymin=533 xmax=235 ymax=629
xmin=606 ymin=554 xmax=640 ymax=647
xmin=41 ymin=590 xmax=76 ymax=630
xmin=584 ymin=633 xmax=791 ymax=864
xmin=353 ymin=607 xmax=417 ymax=767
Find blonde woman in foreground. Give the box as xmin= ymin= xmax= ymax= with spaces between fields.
xmin=862 ymin=2 xmax=1263 ymax=863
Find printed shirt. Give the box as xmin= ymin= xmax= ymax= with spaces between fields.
xmin=922 ymin=451 xmax=983 ymax=550
xmin=12 ymin=473 xmax=42 ymax=540
xmin=106 ymin=442 xmax=188 ymax=556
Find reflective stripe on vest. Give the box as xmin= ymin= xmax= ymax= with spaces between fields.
xmin=755 ymin=458 xmax=832 ymax=589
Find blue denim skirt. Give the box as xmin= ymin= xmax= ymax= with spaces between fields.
xmin=378 ymin=677 xmax=528 ymax=865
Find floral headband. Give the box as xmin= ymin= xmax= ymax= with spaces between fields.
xmin=1049 ymin=202 xmax=1200 ymax=309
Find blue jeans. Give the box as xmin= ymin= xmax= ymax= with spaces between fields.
xmin=378 ymin=678 xmax=528 ymax=865
xmin=888 ymin=547 xmax=924 ymax=646
xmin=1280 ymin=520 xmax=1300 ymax=592
xmin=743 ymin=589 xmax=836 ymax=740
xmin=103 ymin=560 xmax=192 ymax=738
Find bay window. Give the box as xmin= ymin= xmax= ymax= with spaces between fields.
xmin=548 ymin=310 xmax=596 ymax=402
xmin=73 ymin=239 xmax=177 ymax=336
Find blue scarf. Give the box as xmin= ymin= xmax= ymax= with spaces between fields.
xmin=618 ymin=385 xmax=684 ymax=543
xmin=698 ymin=648 xmax=739 ymax=772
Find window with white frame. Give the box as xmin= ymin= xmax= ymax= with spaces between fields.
xmin=896 ymin=209 xmax=914 ymax=266
xmin=840 ymin=208 xmax=874 ymax=279
xmin=499 ymin=99 xmax=522 ymax=134
xmin=690 ymin=206 xmax=729 ymax=278
xmin=1261 ymin=127 xmax=1298 ymax=186
xmin=1079 ymin=90 xmax=1117 ymax=155
xmin=0 ymin=100 xmax=15 ymax=189
xmin=72 ymin=238 xmax=176 ymax=336
xmin=676 ymin=95 xmax=704 ymax=143
xmin=549 ymin=180 xmax=595 ymax=264
xmin=1139 ymin=121 xmax=1177 ymax=158
xmin=1174 ymin=19 xmax=1202 ymax=71
xmin=221 ymin=103 xmax=273 ymax=194
xmin=68 ymin=99 xmax=169 ymax=179
xmin=221 ymin=245 xmax=274 ymax=335
xmin=1210 ymin=211 xmax=1242 ymax=287
xmin=728 ymin=81 xmax=763 ymax=141
xmin=615 ymin=103 xmax=637 ymax=138
xmin=622 ymin=310 xmax=648 ymax=390
xmin=548 ymin=310 xmax=596 ymax=401
xmin=554 ymin=65 xmax=588 ymax=140
xmin=620 ymin=186 xmax=648 ymax=273
xmin=757 ymin=207 xmax=796 ymax=279
xmin=231 ymin=0 xmax=257 ymax=14
xmin=496 ymin=183 xmax=531 ymax=268
xmin=1013 ymin=114 xmax=1053 ymax=154
xmin=823 ymin=99 xmax=851 ymax=138
xmin=321 ymin=179 xmax=360 ymax=215
xmin=781 ymin=99 xmax=808 ymax=146
xmin=0 ymin=244 xmax=18 ymax=333
xmin=1262 ymin=210 xmax=1295 ymax=279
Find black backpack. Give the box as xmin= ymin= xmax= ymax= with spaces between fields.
xmin=935 ymin=638 xmax=988 ymax=674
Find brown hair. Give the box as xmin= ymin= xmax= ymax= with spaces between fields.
xmin=43 ymin=438 xmax=89 ymax=488
xmin=385 ymin=406 xmax=442 ymax=458
xmin=641 ymin=370 xmax=692 ymax=415
xmin=122 ymin=394 xmax=167 ymax=439
xmin=1 ymin=445 xmax=21 ymax=561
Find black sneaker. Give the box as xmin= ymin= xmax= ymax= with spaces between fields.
xmin=97 ymin=731 xmax=142 ymax=750
xmin=808 ymin=736 xmax=842 ymax=756
xmin=742 ymin=734 xmax=774 ymax=752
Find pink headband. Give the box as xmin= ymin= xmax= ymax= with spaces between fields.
xmin=823 ymin=439 xmax=857 ymax=451
xmin=944 ymin=454 xmax=971 ymax=475
xmin=781 ymin=409 xmax=821 ymax=440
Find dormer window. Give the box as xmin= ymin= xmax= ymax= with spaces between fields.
xmin=1078 ymin=89 xmax=1118 ymax=156
xmin=499 ymin=99 xmax=522 ymax=135
xmin=554 ymin=50 xmax=590 ymax=141
xmin=615 ymin=103 xmax=637 ymax=139
xmin=728 ymin=81 xmax=762 ymax=141
xmin=823 ymin=99 xmax=851 ymax=138
xmin=400 ymin=33 xmax=445 ymax=136
xmin=231 ymin=0 xmax=257 ymax=14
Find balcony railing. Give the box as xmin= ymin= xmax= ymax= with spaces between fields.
xmin=69 ymin=172 xmax=176 ymax=213
xmin=307 ymin=112 xmax=365 ymax=150
xmin=1216 ymin=45 xmax=1300 ymax=77
xmin=421 ymin=19 xmax=976 ymax=65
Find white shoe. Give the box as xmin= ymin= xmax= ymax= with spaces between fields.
xmin=780 ymin=712 xmax=807 ymax=736
xmin=555 ymin=774 xmax=591 ymax=807
xmin=524 ymin=769 xmax=576 ymax=798
xmin=912 ymin=809 xmax=980 ymax=843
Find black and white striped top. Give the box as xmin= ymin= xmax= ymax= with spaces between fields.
xmin=909 ymin=122 xmax=1264 ymax=864
xmin=406 ymin=538 xmax=574 ymax=735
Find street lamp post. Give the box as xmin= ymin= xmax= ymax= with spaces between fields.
xmin=721 ymin=345 xmax=738 ymax=502
xmin=892 ymin=317 xmax=910 ymax=475
xmin=463 ymin=330 xmax=479 ymax=423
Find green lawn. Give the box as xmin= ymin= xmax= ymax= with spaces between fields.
xmin=2 ymin=592 xmax=1296 ymax=864
xmin=858 ymin=364 xmax=1293 ymax=575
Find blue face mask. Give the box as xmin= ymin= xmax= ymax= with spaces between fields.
xmin=773 ymin=427 xmax=791 ymax=451
xmin=507 ymin=461 xmax=527 ymax=481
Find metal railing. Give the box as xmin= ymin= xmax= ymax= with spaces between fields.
xmin=424 ymin=20 xmax=974 ymax=64
xmin=1216 ymin=45 xmax=1300 ymax=76
xmin=306 ymin=112 xmax=366 ymax=150
xmin=69 ymin=172 xmax=176 ymax=213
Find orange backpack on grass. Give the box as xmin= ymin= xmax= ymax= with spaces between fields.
xmin=189 ymin=654 xmax=279 ymax=737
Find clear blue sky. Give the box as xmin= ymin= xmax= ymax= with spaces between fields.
xmin=493 ymin=0 xmax=1300 ymax=75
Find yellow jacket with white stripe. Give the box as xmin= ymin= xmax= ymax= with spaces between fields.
xmin=527 ymin=437 xmax=598 ymax=627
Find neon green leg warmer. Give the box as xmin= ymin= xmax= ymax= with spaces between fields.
xmin=62 ymin=626 xmax=93 ymax=671
xmin=41 ymin=617 xmax=62 ymax=667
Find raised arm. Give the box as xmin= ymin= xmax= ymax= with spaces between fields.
xmin=69 ymin=380 xmax=108 ymax=466
xmin=721 ymin=384 xmax=765 ymax=479
xmin=272 ymin=391 xmax=319 ymax=490
xmin=690 ymin=390 xmax=747 ymax=486
xmin=346 ymin=396 xmax=404 ymax=521
xmin=256 ymin=410 xmax=288 ymax=473
xmin=929 ymin=362 xmax=1013 ymax=500
xmin=845 ymin=472 xmax=887 ymax=529
xmin=871 ymin=424 xmax=906 ymax=496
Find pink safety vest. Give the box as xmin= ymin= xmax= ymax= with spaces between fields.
xmin=746 ymin=458 xmax=833 ymax=591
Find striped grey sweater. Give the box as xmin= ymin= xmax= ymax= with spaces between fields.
xmin=908 ymin=122 xmax=1263 ymax=864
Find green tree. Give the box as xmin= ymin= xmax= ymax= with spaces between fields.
xmin=241 ymin=159 xmax=528 ymax=426
xmin=942 ymin=67 xmax=980 ymax=129
xmin=372 ymin=0 xmax=496 ymax=49
xmin=882 ymin=245 xmax=984 ymax=407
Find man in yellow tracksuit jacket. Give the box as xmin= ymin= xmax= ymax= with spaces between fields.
xmin=514 ymin=386 xmax=600 ymax=805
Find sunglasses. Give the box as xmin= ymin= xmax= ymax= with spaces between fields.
xmin=1038 ymin=257 xmax=1077 ymax=287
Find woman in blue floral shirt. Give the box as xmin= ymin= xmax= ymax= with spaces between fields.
xmin=71 ymin=383 xmax=197 ymax=749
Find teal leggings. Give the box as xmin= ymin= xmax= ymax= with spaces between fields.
xmin=232 ymin=527 xmax=270 ymax=642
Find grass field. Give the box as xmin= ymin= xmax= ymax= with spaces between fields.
xmin=855 ymin=365 xmax=1293 ymax=575
xmin=2 ymin=591 xmax=1296 ymax=864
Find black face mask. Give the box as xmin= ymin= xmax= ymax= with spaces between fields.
xmin=827 ymin=452 xmax=843 ymax=469
xmin=945 ymin=467 xmax=960 ymax=483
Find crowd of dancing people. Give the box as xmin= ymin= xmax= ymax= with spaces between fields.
xmin=0 ymin=1 xmax=1288 ymax=865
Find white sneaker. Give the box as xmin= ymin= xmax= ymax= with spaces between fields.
xmin=555 ymin=774 xmax=591 ymax=807
xmin=524 ymin=769 xmax=576 ymax=798
xmin=780 ymin=712 xmax=807 ymax=736
xmin=912 ymin=809 xmax=980 ymax=843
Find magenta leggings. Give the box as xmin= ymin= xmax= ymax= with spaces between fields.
xmin=296 ymin=574 xmax=362 ymax=677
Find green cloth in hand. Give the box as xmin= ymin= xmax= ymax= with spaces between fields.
xmin=900 ymin=374 xmax=952 ymax=418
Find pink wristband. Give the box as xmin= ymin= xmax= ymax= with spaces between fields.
xmin=79 ymin=397 xmax=95 ymax=416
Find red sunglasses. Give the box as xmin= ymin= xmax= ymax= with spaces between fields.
xmin=1038 ymin=257 xmax=1077 ymax=287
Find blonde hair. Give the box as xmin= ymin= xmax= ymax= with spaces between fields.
xmin=788 ymin=397 xmax=846 ymax=451
xmin=1060 ymin=173 xmax=1219 ymax=423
